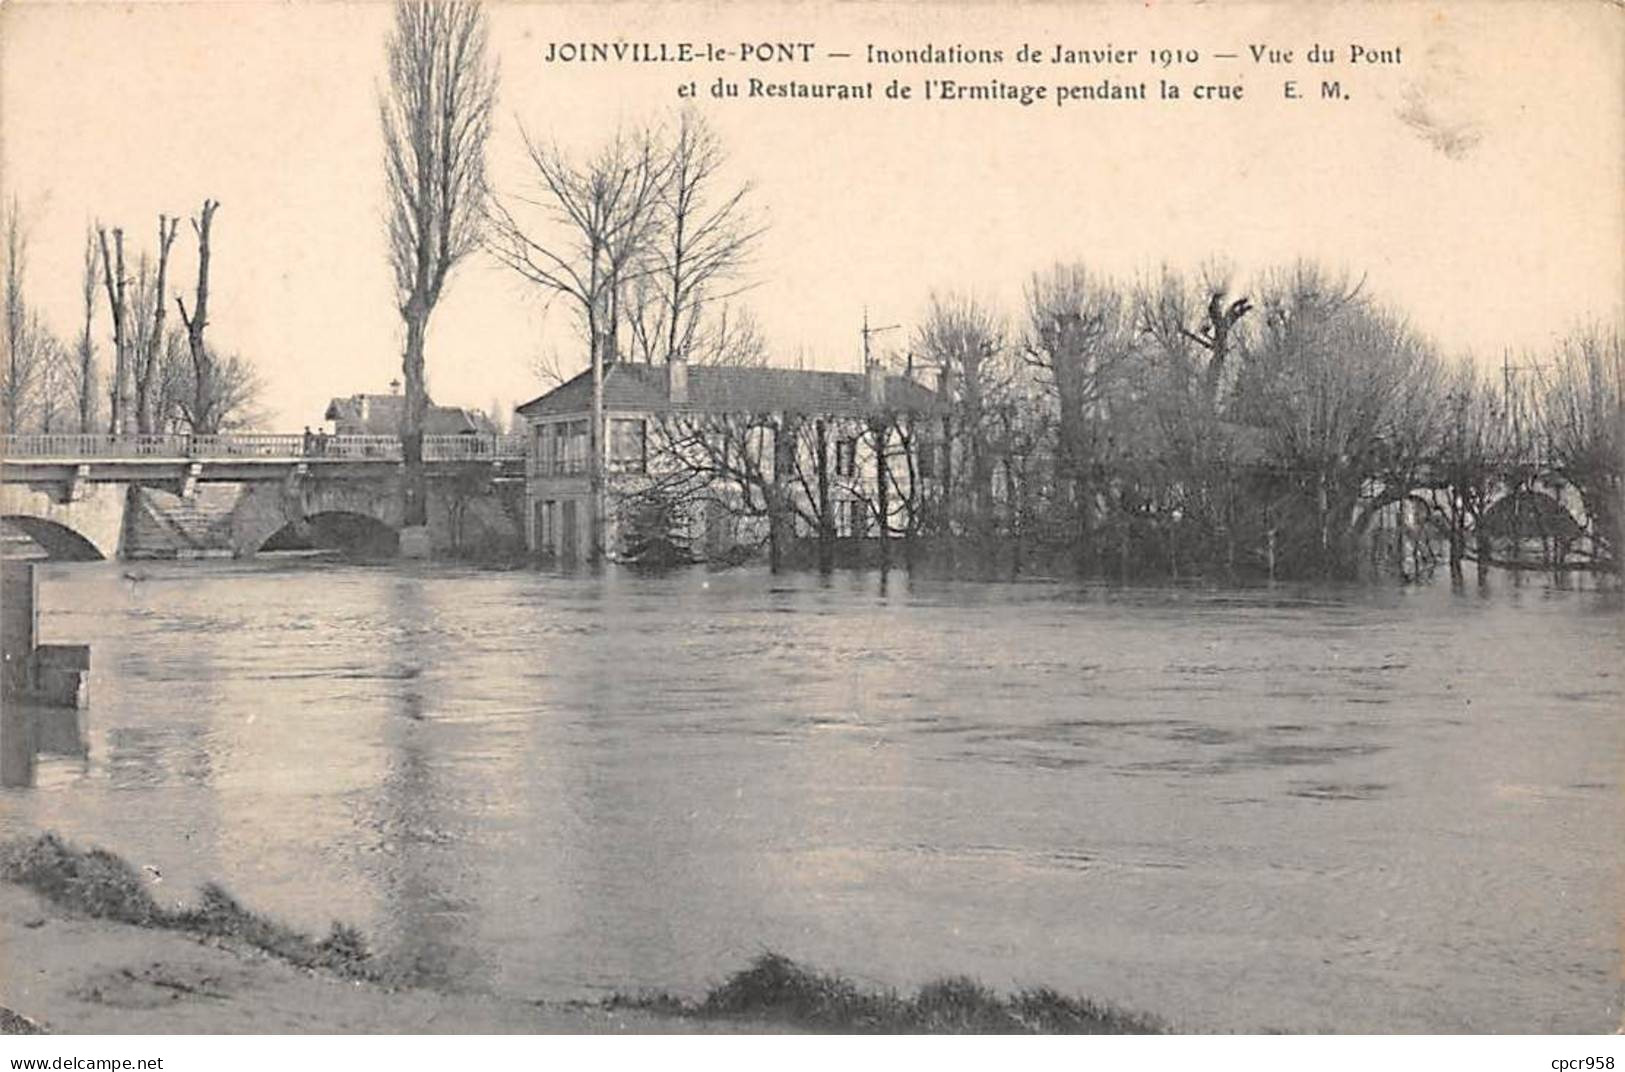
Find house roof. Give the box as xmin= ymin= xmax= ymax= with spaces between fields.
xmin=516 ymin=363 xmax=943 ymax=419
xmin=324 ymin=394 xmax=405 ymax=433
xmin=324 ymin=394 xmax=497 ymax=435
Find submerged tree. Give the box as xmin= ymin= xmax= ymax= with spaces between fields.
xmin=1232 ymin=264 xmax=1441 ymax=578
xmin=380 ymin=0 xmax=497 ymax=532
xmin=1022 ymin=264 xmax=1138 ymax=574
xmin=1537 ymin=326 xmax=1622 ymax=572
xmin=914 ymin=291 xmax=1009 ymax=542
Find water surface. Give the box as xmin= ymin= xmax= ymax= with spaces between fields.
xmin=4 ymin=560 xmax=1621 ymax=1032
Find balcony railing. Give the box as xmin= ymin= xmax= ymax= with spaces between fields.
xmin=0 ymin=432 xmax=527 ymax=462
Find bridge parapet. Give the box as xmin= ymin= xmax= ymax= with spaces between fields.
xmin=2 ymin=432 xmax=526 ymax=463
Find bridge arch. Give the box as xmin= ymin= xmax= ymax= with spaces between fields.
xmin=0 ymin=483 xmax=127 ymax=560
xmin=257 ymin=510 xmax=401 ymax=558
xmin=1 ymin=516 xmax=106 ymax=560
xmin=229 ymin=480 xmax=405 ymax=558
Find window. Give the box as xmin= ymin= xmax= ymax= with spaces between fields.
xmin=835 ymin=437 xmax=858 ymax=477
xmin=609 ymin=418 xmax=647 ymax=474
xmin=552 ymin=419 xmax=588 ymax=475
xmin=534 ymin=424 xmax=553 ymax=474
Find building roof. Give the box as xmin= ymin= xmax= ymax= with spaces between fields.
xmin=324 ymin=394 xmax=497 ymax=435
xmin=516 ymin=363 xmax=943 ymax=420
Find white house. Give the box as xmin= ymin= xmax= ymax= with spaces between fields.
xmin=515 ymin=358 xmax=945 ymax=563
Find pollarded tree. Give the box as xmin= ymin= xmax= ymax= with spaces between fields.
xmin=97 ymin=215 xmax=178 ymax=435
xmin=1430 ymin=361 xmax=1518 ymax=582
xmin=1537 ymin=326 xmax=1622 ymax=572
xmin=914 ymin=291 xmax=1010 ymax=542
xmin=1232 ymin=263 xmax=1443 ymax=578
xmin=380 ymin=0 xmax=497 ymax=531
xmin=1022 ymin=264 xmax=1139 ymax=574
xmin=175 ymin=200 xmax=225 ymax=433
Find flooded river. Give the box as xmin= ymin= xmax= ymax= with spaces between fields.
xmin=2 ymin=560 xmax=1621 ymax=1032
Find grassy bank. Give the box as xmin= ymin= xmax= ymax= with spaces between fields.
xmin=0 ymin=832 xmax=380 ymax=982
xmin=612 ymin=952 xmax=1163 ymax=1034
xmin=3 ymin=832 xmax=1162 ymax=1034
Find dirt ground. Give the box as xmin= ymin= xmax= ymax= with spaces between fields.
xmin=0 ymin=883 xmax=748 ymax=1034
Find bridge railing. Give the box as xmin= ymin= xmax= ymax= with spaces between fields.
xmin=1 ymin=432 xmax=528 ymax=462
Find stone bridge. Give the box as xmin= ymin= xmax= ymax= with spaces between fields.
xmin=1 ymin=433 xmax=526 ymax=560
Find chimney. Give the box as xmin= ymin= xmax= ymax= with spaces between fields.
xmin=359 ymin=394 xmax=370 ymax=422
xmin=389 ymin=378 xmax=401 ymax=395
xmin=669 ymin=356 xmax=689 ymax=405
xmin=866 ymin=359 xmax=886 ymax=408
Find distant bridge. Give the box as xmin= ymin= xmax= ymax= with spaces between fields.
xmin=1 ymin=432 xmax=529 ymax=560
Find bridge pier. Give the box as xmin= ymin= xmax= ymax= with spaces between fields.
xmin=180 ymin=462 xmax=204 ymax=500
xmin=399 ymin=525 xmax=431 ymax=559
xmin=67 ymin=464 xmax=91 ymax=503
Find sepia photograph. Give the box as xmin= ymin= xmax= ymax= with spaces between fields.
xmin=0 ymin=0 xmax=1621 ymax=1061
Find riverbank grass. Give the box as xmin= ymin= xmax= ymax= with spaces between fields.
xmin=0 ymin=832 xmax=376 ymax=981
xmin=612 ymin=952 xmax=1164 ymax=1034
xmin=4 ymin=833 xmax=1162 ymax=1033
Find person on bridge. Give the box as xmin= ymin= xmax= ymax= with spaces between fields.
xmin=302 ymin=427 xmax=315 ymax=456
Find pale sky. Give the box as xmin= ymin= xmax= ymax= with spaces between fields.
xmin=2 ymin=0 xmax=1620 ymax=429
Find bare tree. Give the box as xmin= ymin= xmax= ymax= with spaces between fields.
xmin=1432 ymin=361 xmax=1517 ymax=582
xmin=35 ymin=333 xmax=77 ymax=434
xmin=1234 ymin=263 xmax=1439 ymax=577
xmin=77 ymin=228 xmax=100 ymax=432
xmin=97 ymin=225 xmax=130 ymax=433
xmin=691 ymin=305 xmax=767 ymax=367
xmin=158 ymin=327 xmax=263 ymax=433
xmin=175 ymin=199 xmax=224 ymax=432
xmin=1023 ymin=264 xmax=1138 ymax=573
xmin=1135 ymin=263 xmax=1252 ymax=410
xmin=132 ymin=216 xmax=180 ymax=433
xmin=112 ymin=216 xmax=180 ymax=436
xmin=1537 ymin=326 xmax=1622 ymax=572
xmin=380 ymin=0 xmax=497 ymax=530
xmin=3 ymin=199 xmax=39 ymax=433
xmin=487 ymin=125 xmax=670 ymax=557
xmin=915 ymin=291 xmax=1008 ymax=539
xmin=624 ymin=110 xmax=762 ymax=366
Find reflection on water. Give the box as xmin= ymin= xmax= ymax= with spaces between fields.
xmin=2 ymin=701 xmax=89 ymax=788
xmin=2 ymin=559 xmax=1621 ymax=1032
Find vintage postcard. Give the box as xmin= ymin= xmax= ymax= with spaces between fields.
xmin=0 ymin=0 xmax=1620 ymax=1060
